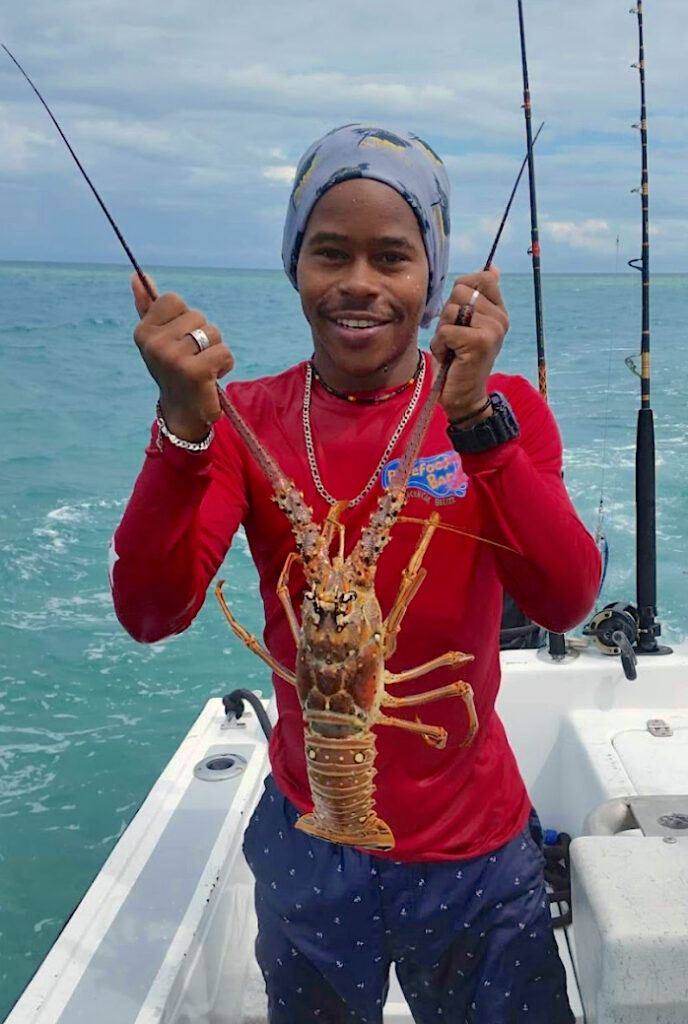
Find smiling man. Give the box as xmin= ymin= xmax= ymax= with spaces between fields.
xmin=111 ymin=124 xmax=600 ymax=1023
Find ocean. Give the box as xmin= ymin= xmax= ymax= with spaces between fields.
xmin=1 ymin=262 xmax=686 ymax=1016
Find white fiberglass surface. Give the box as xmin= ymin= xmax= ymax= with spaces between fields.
xmin=496 ymin=646 xmax=688 ymax=835
xmin=613 ymin=724 xmax=688 ymax=792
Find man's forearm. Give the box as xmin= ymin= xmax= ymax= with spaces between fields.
xmin=110 ymin=438 xmax=215 ymax=643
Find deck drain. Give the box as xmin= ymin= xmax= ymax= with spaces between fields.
xmin=658 ymin=814 xmax=688 ymax=831
xmin=194 ymin=752 xmax=247 ymax=781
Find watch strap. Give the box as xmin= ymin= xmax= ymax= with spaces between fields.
xmin=447 ymin=392 xmax=520 ymax=454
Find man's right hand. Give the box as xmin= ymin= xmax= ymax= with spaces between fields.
xmin=132 ymin=274 xmax=235 ymax=442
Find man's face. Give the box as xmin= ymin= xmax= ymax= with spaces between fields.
xmin=296 ymin=178 xmax=429 ymax=389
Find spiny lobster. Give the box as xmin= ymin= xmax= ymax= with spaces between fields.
xmin=214 ymin=357 xmax=478 ymax=851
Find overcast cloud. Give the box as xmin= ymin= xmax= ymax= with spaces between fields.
xmin=1 ymin=0 xmax=685 ymax=272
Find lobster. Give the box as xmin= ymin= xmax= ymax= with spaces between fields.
xmin=214 ymin=357 xmax=478 ymax=851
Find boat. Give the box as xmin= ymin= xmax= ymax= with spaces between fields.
xmin=6 ymin=638 xmax=688 ymax=1024
xmin=5 ymin=5 xmax=688 ymax=1023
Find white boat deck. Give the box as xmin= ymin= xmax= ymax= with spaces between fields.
xmin=6 ymin=644 xmax=688 ymax=1024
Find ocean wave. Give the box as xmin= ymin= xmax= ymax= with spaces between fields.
xmin=4 ymin=315 xmax=123 ymax=334
xmin=82 ymin=316 xmax=123 ymax=328
xmin=2 ymin=594 xmax=115 ymax=631
xmin=2 ymin=454 xmax=53 ymax=467
xmin=33 ymin=917 xmax=62 ymax=935
xmin=46 ymin=499 xmax=125 ymax=522
xmin=0 ymin=761 xmax=58 ymax=801
xmin=2 ymin=498 xmax=125 ymax=583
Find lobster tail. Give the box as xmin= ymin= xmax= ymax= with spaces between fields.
xmin=296 ymin=730 xmax=395 ymax=850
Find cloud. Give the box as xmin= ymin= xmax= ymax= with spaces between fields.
xmin=543 ymin=219 xmax=615 ymax=254
xmin=261 ymin=165 xmax=296 ymax=185
xmin=71 ymin=118 xmax=176 ymax=159
xmin=0 ymin=112 xmax=50 ymax=173
xmin=1 ymin=0 xmax=686 ymax=270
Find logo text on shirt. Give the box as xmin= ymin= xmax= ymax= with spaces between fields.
xmin=381 ymin=451 xmax=468 ymax=499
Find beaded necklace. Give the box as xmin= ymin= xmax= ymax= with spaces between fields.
xmin=302 ymin=355 xmax=426 ymax=508
xmin=309 ymin=351 xmax=423 ymax=404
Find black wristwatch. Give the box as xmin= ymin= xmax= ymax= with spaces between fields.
xmin=447 ymin=392 xmax=520 ymax=454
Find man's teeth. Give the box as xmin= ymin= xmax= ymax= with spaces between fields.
xmin=336 ymin=318 xmax=380 ymax=329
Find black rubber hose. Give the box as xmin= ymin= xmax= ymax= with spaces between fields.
xmin=222 ymin=688 xmax=273 ymax=742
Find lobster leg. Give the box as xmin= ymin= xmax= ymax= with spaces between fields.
xmin=382 ymin=512 xmax=440 ymax=658
xmin=374 ymin=712 xmax=448 ymax=749
xmin=385 ymin=649 xmax=474 ymax=685
xmin=276 ymin=552 xmax=303 ymax=648
xmin=215 ymin=580 xmax=296 ymax=686
xmin=381 ymin=680 xmax=471 ymax=708
xmin=381 ymin=681 xmax=478 ymax=747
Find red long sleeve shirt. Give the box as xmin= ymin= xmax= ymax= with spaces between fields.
xmin=111 ymin=356 xmax=600 ymax=861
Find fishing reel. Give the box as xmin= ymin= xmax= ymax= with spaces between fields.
xmin=583 ymin=602 xmax=639 ymax=680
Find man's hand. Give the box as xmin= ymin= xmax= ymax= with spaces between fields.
xmin=132 ymin=274 xmax=234 ymax=441
xmin=429 ymin=266 xmax=509 ymax=423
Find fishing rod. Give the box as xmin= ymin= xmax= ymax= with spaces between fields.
xmin=1 ymin=44 xmax=150 ymax=299
xmin=583 ymin=2 xmax=671 ymax=669
xmin=433 ymin=122 xmax=544 ymax=395
xmin=514 ymin=2 xmax=566 ymax=658
xmin=627 ymin=2 xmax=667 ymax=655
xmin=2 ymin=42 xmax=539 ymax=434
xmin=1 ymin=43 xmax=296 ymax=476
xmin=483 ymin=120 xmax=543 ymax=271
xmin=516 ymin=0 xmax=547 ymax=403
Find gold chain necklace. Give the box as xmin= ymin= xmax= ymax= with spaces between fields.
xmin=302 ymin=355 xmax=426 ymax=508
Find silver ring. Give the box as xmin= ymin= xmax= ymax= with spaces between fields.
xmin=189 ymin=327 xmax=211 ymax=352
xmin=469 ymin=288 xmax=481 ymax=307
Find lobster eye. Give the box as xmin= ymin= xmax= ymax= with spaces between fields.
xmin=304 ymin=590 xmax=315 ymax=601
xmin=340 ymin=591 xmax=356 ymax=604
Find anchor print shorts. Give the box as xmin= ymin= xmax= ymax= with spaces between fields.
xmin=243 ymin=775 xmax=574 ymax=1024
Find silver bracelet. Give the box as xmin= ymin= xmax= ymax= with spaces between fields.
xmin=155 ymin=401 xmax=214 ymax=452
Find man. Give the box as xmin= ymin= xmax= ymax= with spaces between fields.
xmin=111 ymin=124 xmax=600 ymax=1023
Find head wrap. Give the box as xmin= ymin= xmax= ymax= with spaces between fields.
xmin=281 ymin=124 xmax=451 ymax=327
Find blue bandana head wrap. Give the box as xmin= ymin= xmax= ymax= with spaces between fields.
xmin=281 ymin=124 xmax=451 ymax=327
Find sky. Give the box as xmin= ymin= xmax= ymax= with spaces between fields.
xmin=1 ymin=0 xmax=686 ymax=274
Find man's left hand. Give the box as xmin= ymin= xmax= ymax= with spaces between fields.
xmin=429 ymin=266 xmax=509 ymax=423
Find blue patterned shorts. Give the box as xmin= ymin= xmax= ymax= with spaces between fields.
xmin=243 ymin=776 xmax=574 ymax=1024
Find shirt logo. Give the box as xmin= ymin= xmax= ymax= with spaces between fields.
xmin=381 ymin=450 xmax=468 ymax=498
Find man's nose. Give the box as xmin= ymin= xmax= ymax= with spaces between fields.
xmin=338 ymin=256 xmax=378 ymax=297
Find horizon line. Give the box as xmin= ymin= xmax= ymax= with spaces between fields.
xmin=1 ymin=257 xmax=685 ymax=277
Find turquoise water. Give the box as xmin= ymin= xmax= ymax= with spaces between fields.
xmin=1 ymin=262 xmax=686 ymax=1017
